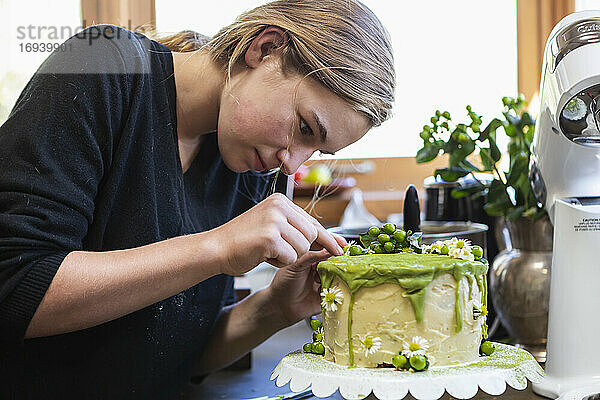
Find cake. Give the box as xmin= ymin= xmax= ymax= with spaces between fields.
xmin=316 ymin=235 xmax=489 ymax=369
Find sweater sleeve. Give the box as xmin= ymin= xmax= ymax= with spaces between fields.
xmin=0 ymin=25 xmax=139 ymax=344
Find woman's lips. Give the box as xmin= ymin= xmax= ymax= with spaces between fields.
xmin=254 ymin=149 xmax=266 ymax=171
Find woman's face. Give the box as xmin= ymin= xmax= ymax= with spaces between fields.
xmin=217 ymin=57 xmax=371 ymax=175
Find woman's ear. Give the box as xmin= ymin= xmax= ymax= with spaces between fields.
xmin=244 ymin=26 xmax=288 ymax=68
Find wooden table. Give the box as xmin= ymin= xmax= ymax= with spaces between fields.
xmin=182 ymin=321 xmax=546 ymax=400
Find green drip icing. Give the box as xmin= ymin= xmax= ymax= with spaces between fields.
xmin=483 ymin=273 xmax=488 ymax=308
xmin=482 ymin=273 xmax=489 ymax=338
xmin=483 ymin=319 xmax=489 ymax=338
xmin=454 ymin=280 xmax=462 ymax=333
xmin=347 ymin=293 xmax=355 ymax=366
xmin=476 ymin=274 xmax=485 ymax=306
xmin=317 ymin=253 xmax=488 ymax=336
xmin=402 ymin=289 xmax=427 ymax=322
xmin=466 ymin=274 xmax=474 ymax=300
xmin=321 ymin=273 xmax=334 ymax=291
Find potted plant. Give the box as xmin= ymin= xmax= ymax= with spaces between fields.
xmin=415 ymin=96 xmax=552 ymax=360
xmin=416 ymin=95 xmax=545 ymax=221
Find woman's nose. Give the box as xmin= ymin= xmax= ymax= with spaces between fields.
xmin=276 ymin=147 xmax=314 ymax=175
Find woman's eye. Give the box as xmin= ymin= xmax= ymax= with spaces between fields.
xmin=299 ymin=117 xmax=314 ymax=136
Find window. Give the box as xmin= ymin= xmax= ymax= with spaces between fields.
xmin=156 ymin=1 xmax=518 ymax=158
xmin=576 ymin=0 xmax=600 ymax=10
xmin=0 ymin=0 xmax=82 ymax=124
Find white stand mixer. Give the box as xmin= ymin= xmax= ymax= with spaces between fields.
xmin=530 ymin=10 xmax=600 ymax=399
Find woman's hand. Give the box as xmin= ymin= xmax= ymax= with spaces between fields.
xmin=265 ymin=233 xmax=347 ymax=326
xmin=212 ymin=193 xmax=343 ymax=276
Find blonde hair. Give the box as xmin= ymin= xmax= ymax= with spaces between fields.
xmin=145 ymin=0 xmax=395 ymax=127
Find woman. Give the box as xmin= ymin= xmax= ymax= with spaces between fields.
xmin=0 ymin=0 xmax=394 ymax=398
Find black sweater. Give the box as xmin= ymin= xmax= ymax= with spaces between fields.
xmin=0 ymin=25 xmax=276 ymax=399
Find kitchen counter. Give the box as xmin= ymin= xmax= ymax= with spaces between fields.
xmin=182 ymin=321 xmax=546 ymax=400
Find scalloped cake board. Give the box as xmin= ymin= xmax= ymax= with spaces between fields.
xmin=270 ymin=342 xmax=544 ymax=400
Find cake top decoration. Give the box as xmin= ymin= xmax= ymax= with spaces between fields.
xmin=340 ymin=223 xmax=487 ymax=264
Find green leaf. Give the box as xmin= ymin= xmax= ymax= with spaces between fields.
xmin=484 ymin=179 xmax=512 ymax=216
xmin=416 ymin=144 xmax=440 ymax=163
xmin=529 ymin=208 xmax=548 ymax=221
xmin=521 ymin=112 xmax=534 ymax=127
xmin=449 ymin=139 xmax=476 ymax=167
xmin=514 ymin=174 xmax=533 ymax=206
xmin=507 ymin=206 xmax=526 ymax=221
xmin=409 ymin=232 xmax=423 ymax=252
xmin=523 ymin=206 xmax=545 ymax=220
xmin=483 ymin=202 xmax=506 ymax=216
xmin=488 ymin=136 xmax=501 ymax=162
xmin=507 ymin=152 xmax=528 ymax=185
xmin=359 ymin=233 xmax=375 ymax=248
xmin=434 ymin=167 xmax=471 ymax=182
xmin=507 ymin=141 xmax=520 ymax=159
xmin=479 ymin=147 xmax=495 ymax=171
xmin=503 ymin=124 xmax=517 ymax=138
xmin=479 ymin=118 xmax=502 ymax=141
xmin=451 ymin=183 xmax=486 ymax=199
xmin=523 ymin=124 xmax=535 ymax=144
xmin=444 ymin=139 xmax=458 ymax=154
xmin=460 ymin=159 xmax=482 ymax=172
xmin=451 ymin=189 xmax=470 ymax=199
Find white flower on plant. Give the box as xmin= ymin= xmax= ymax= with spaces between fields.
xmin=402 ymin=336 xmax=429 ymax=358
xmin=320 ymin=286 xmax=343 ymax=312
xmin=360 ymin=334 xmax=382 ymax=357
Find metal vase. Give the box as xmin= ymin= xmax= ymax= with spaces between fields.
xmin=489 ymin=215 xmax=553 ymax=362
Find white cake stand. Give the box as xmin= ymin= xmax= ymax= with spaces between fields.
xmin=270 ymin=342 xmax=544 ymax=400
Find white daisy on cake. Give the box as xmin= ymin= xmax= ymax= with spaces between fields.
xmin=472 ymin=296 xmax=488 ymax=320
xmin=402 ymin=336 xmax=429 ymax=358
xmin=320 ymin=286 xmax=343 ymax=312
xmin=449 ymin=247 xmax=475 ymax=261
xmin=313 ymin=327 xmax=324 ymax=342
xmin=453 ymin=238 xmax=472 ymax=250
xmin=360 ymin=335 xmax=382 ymax=357
xmin=423 ymin=240 xmax=442 ymax=254
xmin=444 ymin=237 xmax=459 ymax=247
xmin=431 ymin=241 xmax=444 ymax=253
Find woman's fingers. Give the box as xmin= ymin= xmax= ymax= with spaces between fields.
xmin=306 ymin=248 xmax=331 ymax=263
xmin=285 ymin=200 xmax=343 ymax=256
xmin=331 ymin=232 xmax=348 ymax=248
xmin=290 ymin=248 xmax=330 ymax=270
xmin=309 ymin=232 xmax=347 ymax=254
xmin=257 ymin=193 xmax=343 ymax=269
xmin=279 ymin=223 xmax=312 ymax=260
xmin=267 ymin=237 xmax=298 ymax=266
xmin=284 ymin=204 xmax=319 ymax=245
